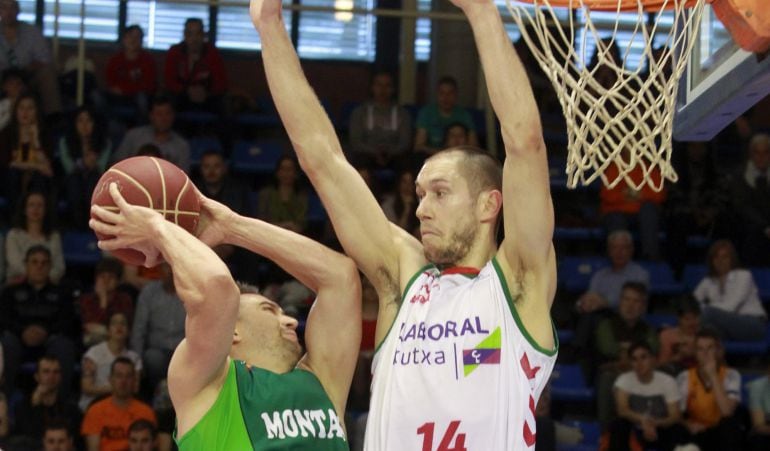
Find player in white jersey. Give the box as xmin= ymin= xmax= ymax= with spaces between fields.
xmin=249 ymin=0 xmax=557 ymax=449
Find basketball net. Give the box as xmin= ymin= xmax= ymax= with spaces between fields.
xmin=506 ymin=0 xmax=707 ymax=191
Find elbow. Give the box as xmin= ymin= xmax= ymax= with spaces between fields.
xmin=502 ymin=126 xmax=545 ymax=156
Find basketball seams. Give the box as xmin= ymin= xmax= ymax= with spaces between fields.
xmin=106 ymin=168 xmax=154 ymax=209
xmin=150 ymin=157 xmax=169 ymax=222
xmin=175 ymin=177 xmax=190 ymax=226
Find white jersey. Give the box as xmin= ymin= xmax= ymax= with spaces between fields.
xmin=365 ymin=258 xmax=557 ymax=451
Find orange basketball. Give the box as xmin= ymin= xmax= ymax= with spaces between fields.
xmin=91 ymin=156 xmax=200 ymax=266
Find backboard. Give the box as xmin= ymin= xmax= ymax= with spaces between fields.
xmin=674 ymin=4 xmax=770 ymax=141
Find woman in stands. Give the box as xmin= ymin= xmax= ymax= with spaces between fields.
xmin=4 ymin=190 xmax=65 ymax=284
xmin=693 ymin=239 xmax=767 ymax=341
xmin=58 ymin=106 xmax=112 ymax=229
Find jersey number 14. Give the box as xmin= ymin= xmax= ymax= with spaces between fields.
xmin=417 ymin=421 xmax=467 ymax=451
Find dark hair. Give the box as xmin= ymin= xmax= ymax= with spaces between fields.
xmin=110 ymin=356 xmax=135 ymax=375
xmin=185 ymin=17 xmax=204 ymax=30
xmin=201 ymin=149 xmax=225 ymax=162
xmin=442 ymin=122 xmax=469 ymax=146
xmin=236 ymin=281 xmax=259 ymax=295
xmin=37 ymin=353 xmax=61 ymax=369
xmin=95 ymin=257 xmax=123 ymax=279
xmin=63 ymin=105 xmax=108 ymax=163
xmin=122 ymin=24 xmax=144 ymax=40
xmin=273 ymin=155 xmax=300 ymax=190
xmin=706 ymin=239 xmax=739 ymax=277
xmin=1 ymin=67 xmax=26 ymax=85
xmin=128 ymin=418 xmax=157 ymax=437
xmin=150 ymin=95 xmax=175 ymax=112
xmin=627 ymin=340 xmax=653 ymax=358
xmin=14 ymin=190 xmax=54 ymax=236
xmin=676 ymin=294 xmax=701 ymax=317
xmin=437 ymin=75 xmax=458 ymax=90
xmin=621 ymin=281 xmax=648 ymax=300
xmin=696 ymin=326 xmax=722 ymax=344
xmin=391 ymin=168 xmax=419 ymax=233
xmin=43 ymin=417 xmax=72 ymax=436
xmin=7 ymin=93 xmax=47 ymax=156
xmin=25 ymin=244 xmax=52 ymax=262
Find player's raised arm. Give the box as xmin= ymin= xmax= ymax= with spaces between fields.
xmin=249 ymin=0 xmax=424 ymax=304
xmin=196 ymin=193 xmax=361 ymax=416
xmin=89 ymin=184 xmax=239 ymax=417
xmin=457 ymin=0 xmax=555 ymax=277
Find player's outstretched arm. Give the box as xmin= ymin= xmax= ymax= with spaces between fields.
xmin=249 ymin=0 xmax=423 ymax=308
xmin=90 ymin=184 xmax=239 ymax=417
xmin=456 ymin=1 xmax=555 ymax=284
xmin=197 ymin=192 xmax=361 ymax=415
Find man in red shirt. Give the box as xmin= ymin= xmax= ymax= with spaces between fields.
xmin=105 ymin=25 xmax=157 ymax=116
xmin=164 ymin=18 xmax=227 ymax=114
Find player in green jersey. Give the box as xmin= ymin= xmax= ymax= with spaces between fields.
xmin=90 ymin=183 xmax=361 ymax=450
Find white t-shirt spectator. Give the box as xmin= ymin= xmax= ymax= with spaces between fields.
xmin=78 ymin=341 xmax=142 ymax=411
xmin=614 ymin=370 xmax=680 ymax=419
xmin=693 ymin=269 xmax=766 ymax=318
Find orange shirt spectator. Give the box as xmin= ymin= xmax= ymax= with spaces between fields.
xmin=600 ymin=163 xmax=666 ymax=215
xmin=81 ymin=395 xmax=156 ymax=451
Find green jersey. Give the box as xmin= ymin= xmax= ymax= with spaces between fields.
xmin=176 ymin=360 xmax=348 ymax=450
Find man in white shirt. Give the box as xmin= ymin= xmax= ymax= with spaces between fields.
xmin=609 ymin=341 xmax=686 ymax=450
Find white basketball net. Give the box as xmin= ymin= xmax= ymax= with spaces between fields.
xmin=506 ymin=0 xmax=707 ymax=191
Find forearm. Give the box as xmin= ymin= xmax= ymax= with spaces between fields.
xmin=256 ymin=15 xmax=342 ymax=168
xmin=224 ymin=213 xmax=352 ymax=292
xmin=711 ymin=383 xmax=736 ymax=417
xmin=151 ymin=220 xmax=235 ymax=310
xmin=462 ymin=2 xmax=541 ymax=151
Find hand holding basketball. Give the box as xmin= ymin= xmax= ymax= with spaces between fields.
xmin=193 ymin=187 xmax=236 ymax=248
xmin=90 ymin=183 xmax=163 ymax=268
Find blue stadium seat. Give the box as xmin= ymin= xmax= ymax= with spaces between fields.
xmin=235 ymin=112 xmax=281 ymax=128
xmin=554 ymin=227 xmax=603 ymax=241
xmin=686 ymin=234 xmax=711 ymax=249
xmin=645 ymin=313 xmax=677 ymax=330
xmin=681 ymin=264 xmax=707 ymax=292
xmin=62 ymin=231 xmax=101 ymax=265
xmin=750 ymin=267 xmax=770 ymax=302
xmin=231 ymin=140 xmax=284 ymax=175
xmin=558 ymin=420 xmax=600 ymax=451
xmin=639 ymin=261 xmax=683 ymax=295
xmin=189 ymin=136 xmax=223 ymax=167
xmin=557 ymin=329 xmax=574 ymax=345
xmin=176 ymin=110 xmax=217 ymax=126
xmin=558 ymin=256 xmax=608 ymax=293
xmin=723 ymin=339 xmax=767 ymax=356
xmin=307 ymin=192 xmax=326 ymax=224
xmin=550 ymin=364 xmax=595 ymax=402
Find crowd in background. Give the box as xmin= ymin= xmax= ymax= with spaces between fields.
xmin=0 ymin=1 xmax=768 ymax=450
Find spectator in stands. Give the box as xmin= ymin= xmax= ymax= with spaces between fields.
xmin=380 ymin=168 xmax=419 ymax=236
xmin=81 ymin=357 xmax=156 ymax=451
xmin=443 ymin=122 xmax=470 ymax=148
xmin=747 ymin=357 xmax=770 ymax=451
xmin=573 ymin=230 xmax=649 ymax=356
xmin=609 ymin=341 xmax=686 ymax=451
xmin=105 ymin=25 xmax=157 ymax=116
xmin=693 ymin=239 xmax=766 ymax=341
xmin=677 ymin=327 xmax=744 ymax=451
xmin=130 ymin=264 xmax=185 ymax=397
xmin=5 ymin=190 xmax=65 ymax=284
xmin=112 ymin=96 xmax=191 ymax=172
xmin=80 ymin=312 xmax=142 ymax=412
xmin=10 ymin=355 xmax=80 ymax=448
xmin=414 ymin=76 xmax=478 ymax=156
xmin=164 ymin=18 xmax=226 ymax=114
xmin=127 ymin=419 xmax=156 ymax=451
xmin=0 ymin=93 xmax=54 ymax=202
xmin=0 ymin=68 xmax=26 ymax=130
xmin=348 ymin=71 xmax=411 ymax=168
xmin=42 ymin=419 xmax=76 ymax=451
xmin=257 ymin=155 xmax=308 ymax=234
xmin=730 ymin=133 xmax=770 ymax=266
xmin=79 ymin=258 xmax=134 ymax=347
xmin=0 ymin=0 xmax=61 ymax=115
xmin=60 ymin=106 xmax=112 ymax=229
xmin=600 ymin=148 xmax=666 ymax=260
xmin=0 ymin=245 xmax=75 ymax=398
xmin=595 ymin=281 xmax=658 ymax=427
xmin=665 ymin=141 xmax=731 ymax=275
xmin=658 ymin=295 xmax=701 ymax=375
xmin=193 ymin=150 xmax=250 ymax=216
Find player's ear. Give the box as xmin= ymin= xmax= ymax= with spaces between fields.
xmin=478 ymin=189 xmax=502 ymax=223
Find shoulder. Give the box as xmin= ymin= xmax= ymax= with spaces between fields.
xmin=654 ymin=370 xmax=678 ymax=386
xmin=729 ymin=269 xmax=752 ymax=281
xmin=676 ymin=369 xmax=691 ymax=385
xmin=614 ymin=371 xmax=634 ymax=388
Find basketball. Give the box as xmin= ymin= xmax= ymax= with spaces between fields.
xmin=91 ymin=156 xmax=200 ymax=266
